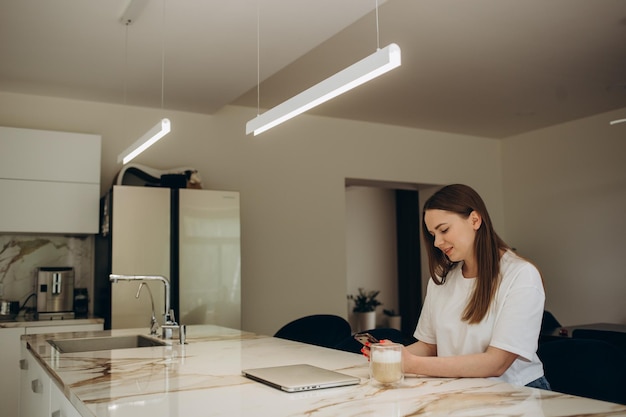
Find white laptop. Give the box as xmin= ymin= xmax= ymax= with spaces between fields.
xmin=242 ymin=364 xmax=360 ymax=392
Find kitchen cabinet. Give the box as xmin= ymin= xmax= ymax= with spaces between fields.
xmin=0 ymin=327 xmax=24 ymax=417
xmin=0 ymin=321 xmax=102 ymax=417
xmin=95 ymin=185 xmax=241 ymax=330
xmin=0 ymin=126 xmax=101 ymax=234
xmin=51 ymin=379 xmax=82 ymax=417
xmin=19 ymin=344 xmax=82 ymax=417
xmin=20 ymin=344 xmax=51 ymax=417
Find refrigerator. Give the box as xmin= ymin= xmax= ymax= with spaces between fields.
xmin=94 ymin=185 xmax=240 ymax=330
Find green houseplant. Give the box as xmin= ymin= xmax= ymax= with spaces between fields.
xmin=348 ymin=288 xmax=382 ymax=332
xmin=349 ymin=288 xmax=382 ymax=312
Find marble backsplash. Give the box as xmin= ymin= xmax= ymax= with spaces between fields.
xmin=0 ymin=234 xmax=94 ymax=313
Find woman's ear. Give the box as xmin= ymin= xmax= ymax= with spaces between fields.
xmin=470 ymin=211 xmax=482 ymax=230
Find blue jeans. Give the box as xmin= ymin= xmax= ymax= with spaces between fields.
xmin=526 ymin=376 xmax=551 ymax=390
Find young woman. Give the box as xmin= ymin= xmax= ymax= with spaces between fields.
xmin=403 ymin=184 xmax=549 ymax=388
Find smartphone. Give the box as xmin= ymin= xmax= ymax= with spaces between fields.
xmin=354 ymin=332 xmax=379 ymax=345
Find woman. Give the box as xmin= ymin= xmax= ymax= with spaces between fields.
xmin=403 ymin=184 xmax=548 ymax=388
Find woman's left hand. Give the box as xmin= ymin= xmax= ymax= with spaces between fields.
xmin=361 ymin=339 xmax=394 ymax=360
xmin=360 ymin=342 xmax=371 ymax=360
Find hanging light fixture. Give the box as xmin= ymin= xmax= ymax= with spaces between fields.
xmin=609 ymin=118 xmax=626 ymax=125
xmin=246 ymin=44 xmax=401 ymax=136
xmin=246 ymin=1 xmax=401 ymax=136
xmin=117 ymin=0 xmax=171 ymax=165
xmin=118 ymin=118 xmax=171 ymax=164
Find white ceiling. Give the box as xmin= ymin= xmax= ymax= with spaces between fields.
xmin=1 ymin=0 xmax=625 ymax=139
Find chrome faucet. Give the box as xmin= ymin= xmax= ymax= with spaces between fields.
xmin=109 ymin=274 xmax=181 ymax=340
xmin=135 ymin=282 xmax=159 ymax=335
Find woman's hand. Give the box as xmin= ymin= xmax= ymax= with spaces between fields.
xmin=401 ymin=345 xmax=416 ymax=373
xmin=362 ymin=341 xmax=417 ymax=375
xmin=401 ymin=341 xmax=436 ymax=375
xmin=360 ymin=339 xmax=393 ymax=360
xmin=360 ymin=344 xmax=370 ymax=360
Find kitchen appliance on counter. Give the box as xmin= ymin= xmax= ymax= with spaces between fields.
xmin=36 ymin=267 xmax=75 ymax=320
xmin=73 ymin=288 xmax=89 ymax=318
xmin=0 ymin=299 xmax=19 ymax=321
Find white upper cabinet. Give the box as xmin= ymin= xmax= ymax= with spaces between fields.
xmin=0 ymin=126 xmax=101 ymax=234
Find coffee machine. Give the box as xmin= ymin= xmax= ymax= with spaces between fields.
xmin=37 ymin=267 xmax=75 ymax=320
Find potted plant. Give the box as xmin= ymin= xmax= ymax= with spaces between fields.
xmin=348 ymin=288 xmax=382 ymax=332
xmin=383 ymin=309 xmax=402 ymax=331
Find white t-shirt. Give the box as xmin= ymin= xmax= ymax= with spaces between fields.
xmin=414 ymin=250 xmax=545 ymax=386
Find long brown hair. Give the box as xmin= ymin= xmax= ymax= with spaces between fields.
xmin=422 ymin=184 xmax=509 ymax=324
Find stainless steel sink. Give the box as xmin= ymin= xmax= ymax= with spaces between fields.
xmin=48 ymin=334 xmax=167 ymax=353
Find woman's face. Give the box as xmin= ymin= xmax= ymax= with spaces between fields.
xmin=424 ymin=209 xmax=482 ymax=264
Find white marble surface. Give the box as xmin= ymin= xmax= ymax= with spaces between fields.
xmin=24 ymin=325 xmax=626 ymax=417
xmin=0 ymin=317 xmax=103 ymax=328
xmin=0 ymin=233 xmax=94 ymax=308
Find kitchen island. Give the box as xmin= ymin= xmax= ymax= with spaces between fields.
xmin=2 ymin=317 xmax=104 ymax=417
xmin=22 ymin=325 xmax=626 ymax=417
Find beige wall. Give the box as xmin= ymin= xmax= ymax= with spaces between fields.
xmin=1 ymin=91 xmax=501 ymax=336
xmin=346 ymin=186 xmax=398 ymax=330
xmin=502 ymin=109 xmax=626 ymax=326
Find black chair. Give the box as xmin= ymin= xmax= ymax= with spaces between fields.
xmin=273 ymin=314 xmax=352 ymax=349
xmin=571 ymin=328 xmax=626 ymax=352
xmin=537 ymin=338 xmax=626 ymax=405
xmin=334 ymin=327 xmax=418 ymax=354
xmin=539 ymin=310 xmax=563 ymax=344
xmin=541 ymin=310 xmax=562 ymax=332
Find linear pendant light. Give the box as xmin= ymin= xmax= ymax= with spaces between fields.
xmin=117 ymin=118 xmax=171 ymax=164
xmin=609 ymin=118 xmax=626 ymax=125
xmin=117 ymin=0 xmax=170 ymax=165
xmin=246 ymin=43 xmax=401 ymax=136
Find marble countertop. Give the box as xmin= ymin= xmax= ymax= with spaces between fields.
xmin=1 ymin=316 xmax=104 ymax=328
xmin=23 ymin=325 xmax=626 ymax=417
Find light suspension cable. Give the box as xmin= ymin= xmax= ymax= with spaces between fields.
xmin=246 ymin=0 xmax=401 ymax=136
xmin=117 ymin=0 xmax=171 ymax=165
